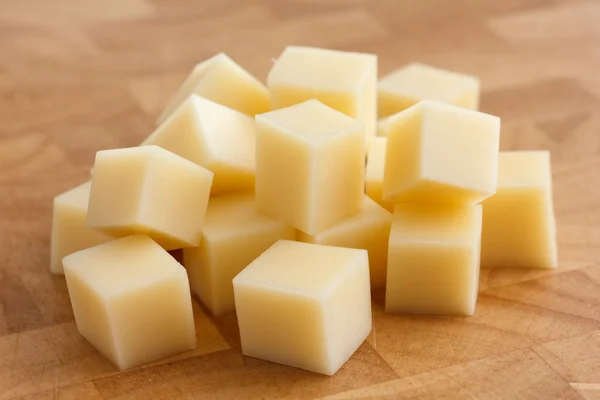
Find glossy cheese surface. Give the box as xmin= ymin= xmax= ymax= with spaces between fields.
xmin=233 ymin=240 xmax=371 ymax=375
xmin=63 ymin=235 xmax=196 ymax=370
xmin=481 ymin=151 xmax=557 ymax=269
xmin=386 ymin=204 xmax=482 ymax=316
xmin=87 ymin=146 xmax=213 ymax=250
xmin=143 ymin=95 xmax=255 ymax=195
xmin=297 ymin=196 xmax=392 ymax=290
xmin=383 ymin=100 xmax=500 ymax=205
xmin=366 ymin=137 xmax=393 ymax=212
xmin=255 ymin=100 xmax=364 ymax=235
xmin=50 ymin=181 xmax=112 ymax=274
xmin=183 ymin=193 xmax=295 ymax=315
xmin=268 ymin=46 xmax=377 ymax=141
xmin=157 ymin=53 xmax=269 ymax=124
xmin=378 ymin=63 xmax=479 ymax=118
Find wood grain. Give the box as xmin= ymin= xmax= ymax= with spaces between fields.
xmin=0 ymin=0 xmax=599 ymax=398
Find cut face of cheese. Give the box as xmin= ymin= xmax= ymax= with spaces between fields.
xmin=268 ymin=46 xmax=377 ymax=142
xmin=386 ymin=204 xmax=482 ymax=316
xmin=366 ymin=137 xmax=393 ymax=212
xmin=481 ymin=151 xmax=557 ymax=269
xmin=182 ymin=193 xmax=295 ymax=315
xmin=157 ymin=53 xmax=269 ymax=124
xmin=297 ymin=196 xmax=392 ymax=290
xmin=255 ymin=100 xmax=365 ymax=235
xmin=143 ymin=95 xmax=256 ymax=195
xmin=378 ymin=63 xmax=479 ymax=118
xmin=383 ymin=100 xmax=500 ymax=205
xmin=50 ymin=181 xmax=112 ymax=274
xmin=87 ymin=146 xmax=213 ymax=250
xmin=63 ymin=235 xmax=196 ymax=370
xmin=233 ymin=240 xmax=372 ymax=375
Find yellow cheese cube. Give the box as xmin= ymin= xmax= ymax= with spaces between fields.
xmin=63 ymin=235 xmax=196 ymax=370
xmin=255 ymin=100 xmax=364 ymax=235
xmin=50 ymin=181 xmax=112 ymax=274
xmin=386 ymin=204 xmax=482 ymax=316
xmin=297 ymin=196 xmax=392 ymax=290
xmin=267 ymin=46 xmax=377 ymax=142
xmin=87 ymin=146 xmax=213 ymax=250
xmin=182 ymin=193 xmax=295 ymax=315
xmin=378 ymin=63 xmax=480 ymax=118
xmin=233 ymin=240 xmax=371 ymax=375
xmin=157 ymin=53 xmax=269 ymax=124
xmin=383 ymin=100 xmax=500 ymax=205
xmin=481 ymin=151 xmax=557 ymax=269
xmin=142 ymin=95 xmax=255 ymax=195
xmin=366 ymin=137 xmax=393 ymax=212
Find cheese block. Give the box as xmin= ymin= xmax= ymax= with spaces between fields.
xmin=63 ymin=235 xmax=196 ymax=370
xmin=233 ymin=240 xmax=371 ymax=375
xmin=383 ymin=100 xmax=500 ymax=205
xmin=481 ymin=151 xmax=557 ymax=269
xmin=87 ymin=146 xmax=213 ymax=250
xmin=297 ymin=196 xmax=392 ymax=290
xmin=255 ymin=100 xmax=364 ymax=235
xmin=378 ymin=63 xmax=479 ymax=118
xmin=182 ymin=193 xmax=295 ymax=315
xmin=268 ymin=46 xmax=377 ymax=142
xmin=50 ymin=181 xmax=112 ymax=274
xmin=142 ymin=95 xmax=255 ymax=195
xmin=366 ymin=137 xmax=393 ymax=212
xmin=386 ymin=204 xmax=482 ymax=315
xmin=157 ymin=53 xmax=269 ymax=124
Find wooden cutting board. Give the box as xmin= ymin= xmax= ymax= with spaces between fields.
xmin=1 ymin=0 xmax=599 ymax=399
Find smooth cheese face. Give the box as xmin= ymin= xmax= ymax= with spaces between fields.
xmin=378 ymin=63 xmax=480 ymax=118
xmin=377 ymin=117 xmax=390 ymax=136
xmin=63 ymin=235 xmax=196 ymax=370
xmin=233 ymin=240 xmax=371 ymax=375
xmin=50 ymin=181 xmax=112 ymax=274
xmin=157 ymin=53 xmax=270 ymax=124
xmin=255 ymin=100 xmax=365 ymax=235
xmin=182 ymin=193 xmax=295 ymax=316
xmin=386 ymin=204 xmax=482 ymax=316
xmin=383 ymin=100 xmax=500 ymax=205
xmin=143 ymin=95 xmax=255 ymax=195
xmin=481 ymin=151 xmax=557 ymax=269
xmin=297 ymin=196 xmax=392 ymax=290
xmin=87 ymin=146 xmax=213 ymax=250
xmin=366 ymin=137 xmax=393 ymax=212
xmin=267 ymin=46 xmax=377 ymax=142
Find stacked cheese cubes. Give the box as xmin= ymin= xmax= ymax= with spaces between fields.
xmin=50 ymin=48 xmax=558 ymax=376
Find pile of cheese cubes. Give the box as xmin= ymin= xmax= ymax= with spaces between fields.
xmin=51 ymin=47 xmax=558 ymax=376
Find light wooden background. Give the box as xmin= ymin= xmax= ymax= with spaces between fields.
xmin=1 ymin=0 xmax=600 ymax=399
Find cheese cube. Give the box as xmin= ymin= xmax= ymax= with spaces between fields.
xmin=87 ymin=146 xmax=213 ymax=250
xmin=386 ymin=204 xmax=482 ymax=316
xmin=268 ymin=46 xmax=377 ymax=142
xmin=50 ymin=181 xmax=112 ymax=274
xmin=142 ymin=95 xmax=255 ymax=195
xmin=233 ymin=240 xmax=371 ymax=375
xmin=378 ymin=63 xmax=480 ymax=118
xmin=383 ymin=100 xmax=500 ymax=205
xmin=63 ymin=235 xmax=196 ymax=370
xmin=157 ymin=53 xmax=269 ymax=124
xmin=255 ymin=100 xmax=364 ymax=235
xmin=481 ymin=151 xmax=557 ymax=269
xmin=366 ymin=137 xmax=393 ymax=212
xmin=297 ymin=196 xmax=392 ymax=290
xmin=182 ymin=193 xmax=295 ymax=315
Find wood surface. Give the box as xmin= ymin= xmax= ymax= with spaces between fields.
xmin=1 ymin=0 xmax=599 ymax=398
